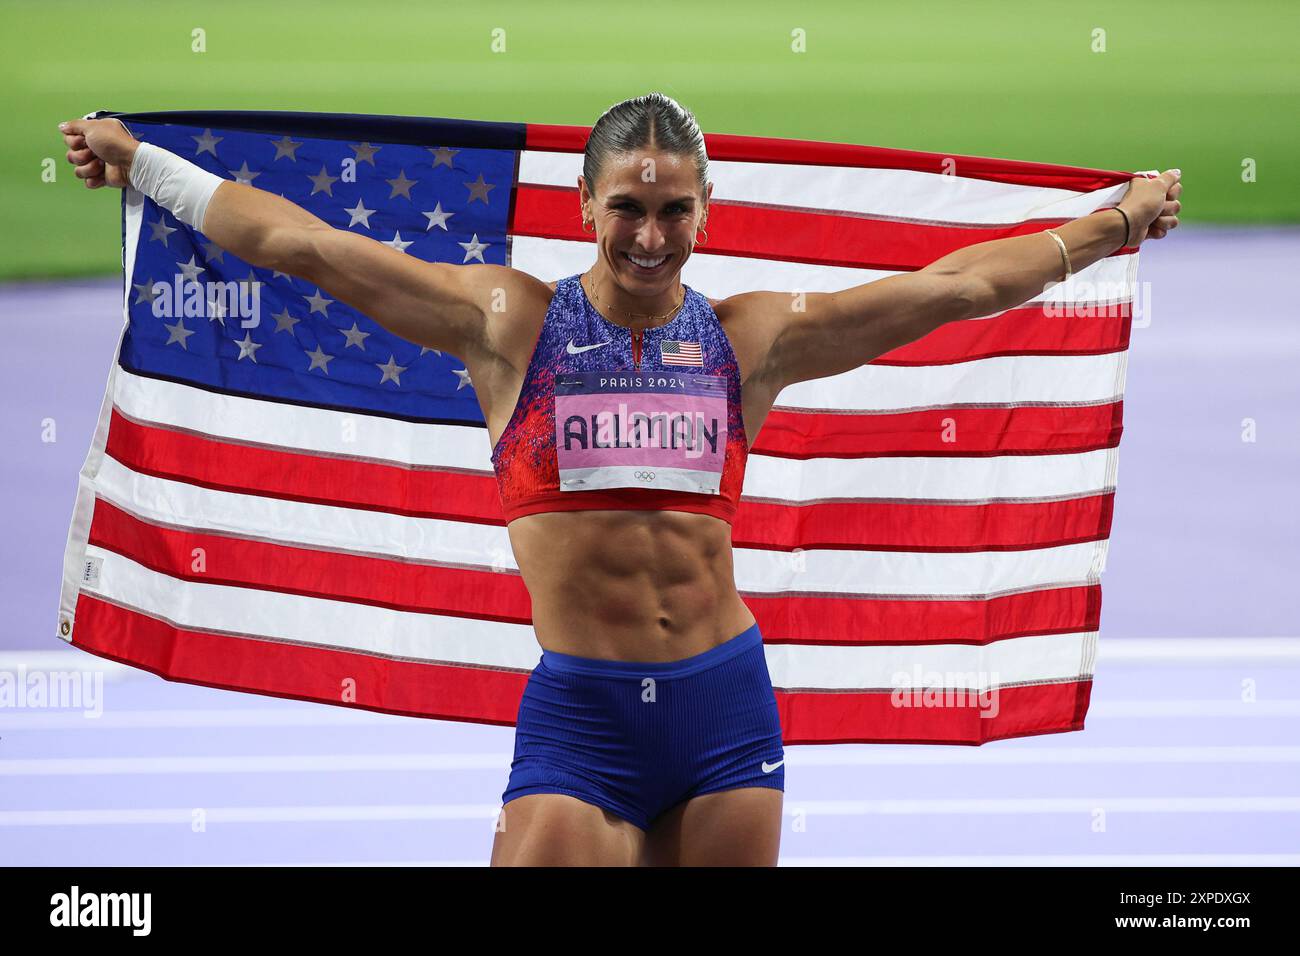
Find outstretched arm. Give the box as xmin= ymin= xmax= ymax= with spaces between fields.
xmin=200 ymin=181 xmax=526 ymax=360
xmin=737 ymin=169 xmax=1182 ymax=391
xmin=58 ymin=116 xmax=548 ymax=363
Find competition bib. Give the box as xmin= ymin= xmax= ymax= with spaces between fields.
xmin=554 ymin=371 xmax=728 ymax=494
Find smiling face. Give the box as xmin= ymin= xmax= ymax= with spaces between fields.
xmin=578 ymin=148 xmax=712 ymax=299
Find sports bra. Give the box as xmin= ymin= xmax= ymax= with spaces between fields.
xmin=490 ymin=273 xmax=748 ymax=524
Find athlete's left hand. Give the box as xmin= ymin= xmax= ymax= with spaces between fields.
xmin=1118 ymin=169 xmax=1182 ymax=244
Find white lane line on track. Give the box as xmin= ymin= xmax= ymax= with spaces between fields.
xmin=4 ymin=698 xmax=1300 ymax=731
xmin=5 ymin=797 xmax=1300 ymax=826
xmin=0 ymin=708 xmax=410 ymax=730
xmin=777 ymin=853 xmax=1300 ymax=867
xmin=4 ymin=637 xmax=1300 ymax=677
xmin=6 ymin=745 xmax=1300 ymax=776
xmin=0 ymin=754 xmax=511 ymax=775
xmin=231 ymin=853 xmax=1300 ymax=868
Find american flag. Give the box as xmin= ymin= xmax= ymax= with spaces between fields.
xmin=59 ymin=108 xmax=1144 ymax=744
xmin=660 ymin=339 xmax=704 ymax=367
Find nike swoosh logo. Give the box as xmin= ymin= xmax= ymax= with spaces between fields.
xmin=762 ymin=759 xmax=785 ymax=773
xmin=567 ymin=339 xmax=611 ymax=355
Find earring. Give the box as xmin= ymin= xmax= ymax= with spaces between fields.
xmin=695 ymin=226 xmax=709 ymax=245
xmin=582 ymin=218 xmax=595 ymax=233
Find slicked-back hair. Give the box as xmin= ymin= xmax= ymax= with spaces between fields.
xmin=583 ymin=92 xmax=709 ymax=200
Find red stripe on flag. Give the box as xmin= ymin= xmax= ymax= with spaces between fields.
xmin=876 ymin=302 xmax=1132 ymax=364
xmin=747 ymin=584 xmax=1101 ymax=646
xmin=776 ymin=679 xmax=1093 ymax=745
xmin=71 ymin=593 xmax=530 ymax=725
xmin=87 ymin=496 xmax=534 ymax=623
xmin=759 ymin=401 xmax=1124 ymax=458
xmin=105 ymin=409 xmax=501 ymax=521
xmin=512 ymin=184 xmax=1135 ymax=272
xmin=735 ymin=493 xmax=1114 ymax=553
xmin=104 ymin=411 xmax=1115 ymax=551
xmin=524 ymin=123 xmax=1135 ymax=194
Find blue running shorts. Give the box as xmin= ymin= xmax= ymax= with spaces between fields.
xmin=501 ymin=620 xmax=786 ymax=831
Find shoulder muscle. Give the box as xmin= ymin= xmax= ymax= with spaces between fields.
xmin=713 ymin=290 xmax=794 ymax=387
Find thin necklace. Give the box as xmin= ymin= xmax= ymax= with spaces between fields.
xmin=582 ymin=271 xmax=685 ymax=328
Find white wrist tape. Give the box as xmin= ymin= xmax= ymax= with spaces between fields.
xmin=128 ymin=141 xmax=226 ymax=232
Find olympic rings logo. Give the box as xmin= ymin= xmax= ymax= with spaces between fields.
xmin=634 ymin=471 xmax=656 ymax=481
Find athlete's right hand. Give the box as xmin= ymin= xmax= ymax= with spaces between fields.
xmin=58 ymin=117 xmax=139 ymax=190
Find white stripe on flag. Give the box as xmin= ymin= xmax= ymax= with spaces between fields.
xmin=518 ymin=151 xmax=1130 ymax=225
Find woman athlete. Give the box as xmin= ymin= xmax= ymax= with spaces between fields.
xmin=59 ymin=93 xmax=1181 ymax=866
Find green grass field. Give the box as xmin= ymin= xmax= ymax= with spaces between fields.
xmin=2 ymin=0 xmax=1297 ymax=280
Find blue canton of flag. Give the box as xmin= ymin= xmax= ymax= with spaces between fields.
xmin=121 ymin=117 xmax=516 ymax=424
xmin=659 ymin=339 xmax=703 ymax=367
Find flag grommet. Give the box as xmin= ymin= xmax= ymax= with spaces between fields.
xmin=59 ymin=618 xmax=71 ymax=637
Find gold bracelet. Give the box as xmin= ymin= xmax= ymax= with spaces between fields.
xmin=1045 ymin=229 xmax=1071 ymax=281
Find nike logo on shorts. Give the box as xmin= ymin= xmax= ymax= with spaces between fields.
xmin=567 ymin=339 xmax=611 ymax=355
xmin=762 ymin=758 xmax=785 ymax=773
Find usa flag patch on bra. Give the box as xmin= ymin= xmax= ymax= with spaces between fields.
xmin=554 ymin=371 xmax=727 ymax=494
xmin=659 ymin=339 xmax=704 ymax=367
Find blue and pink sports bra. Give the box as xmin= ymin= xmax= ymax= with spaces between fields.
xmin=490 ymin=273 xmax=749 ymax=524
